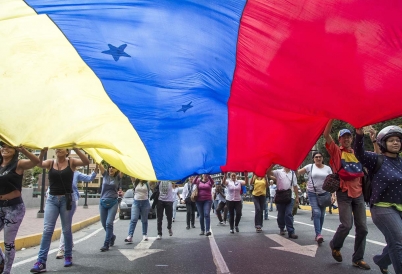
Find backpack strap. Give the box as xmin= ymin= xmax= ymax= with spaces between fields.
xmin=374 ymin=155 xmax=384 ymax=174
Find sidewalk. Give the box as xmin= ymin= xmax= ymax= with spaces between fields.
xmin=0 ymin=205 xmax=100 ymax=251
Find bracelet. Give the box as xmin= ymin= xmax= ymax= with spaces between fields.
xmin=372 ymin=140 xmax=377 ymax=143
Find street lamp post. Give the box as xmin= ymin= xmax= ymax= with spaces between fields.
xmin=37 ymin=151 xmax=47 ymax=218
xmin=83 ymin=155 xmax=90 ymax=209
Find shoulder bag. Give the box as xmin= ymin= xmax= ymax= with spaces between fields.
xmin=311 ymin=164 xmax=332 ymax=208
xmin=322 ymin=166 xmax=342 ymax=193
xmin=274 ymin=172 xmax=293 ymax=204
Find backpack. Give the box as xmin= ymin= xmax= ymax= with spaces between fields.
xmin=362 ymin=155 xmax=384 ymax=203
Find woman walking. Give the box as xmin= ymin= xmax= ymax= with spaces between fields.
xmin=250 ymin=175 xmax=268 ymax=232
xmin=223 ymin=173 xmax=246 ymax=234
xmin=31 ymin=148 xmax=89 ymax=273
xmin=125 ymin=178 xmax=151 ymax=243
xmin=98 ymin=164 xmax=122 ymax=252
xmin=298 ymin=152 xmax=333 ymax=243
xmin=193 ymin=174 xmax=214 ymax=236
xmin=0 ymin=142 xmax=39 ymax=274
xmin=355 ymin=126 xmax=402 ymax=274
xmin=172 ymin=183 xmax=181 ymax=222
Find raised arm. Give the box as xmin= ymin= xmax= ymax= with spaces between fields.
xmin=37 ymin=148 xmax=52 ymax=169
xmin=323 ymin=119 xmax=334 ymax=145
xmin=250 ymin=174 xmax=256 ymax=185
xmin=99 ymin=163 xmax=106 ymax=175
xmin=222 ymin=172 xmax=228 ymax=186
xmin=297 ymin=167 xmax=307 ymax=176
xmin=16 ymin=146 xmax=40 ymax=171
xmin=369 ymin=128 xmax=381 ymax=154
xmin=71 ymin=148 xmax=90 ymax=169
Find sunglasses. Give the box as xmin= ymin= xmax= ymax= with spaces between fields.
xmin=314 ymin=156 xmax=323 ymax=159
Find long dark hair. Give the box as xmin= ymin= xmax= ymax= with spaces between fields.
xmin=0 ymin=143 xmax=19 ymax=174
xmin=312 ymin=151 xmax=323 ymax=162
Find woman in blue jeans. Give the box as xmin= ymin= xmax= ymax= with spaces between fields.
xmin=298 ymin=151 xmax=333 ymax=244
xmin=355 ymin=126 xmax=402 ymax=274
xmin=98 ymin=164 xmax=122 ymax=252
xmin=31 ymin=148 xmax=89 ymax=273
xmin=194 ymin=174 xmax=214 ymax=236
xmin=125 ymin=178 xmax=151 ymax=243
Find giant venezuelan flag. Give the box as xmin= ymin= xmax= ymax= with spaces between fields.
xmin=1 ymin=0 xmax=402 ymax=180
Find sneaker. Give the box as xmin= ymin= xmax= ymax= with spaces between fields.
xmin=264 ymin=217 xmax=268 ymax=220
xmin=199 ymin=231 xmax=205 ymax=235
xmin=110 ymin=235 xmax=116 ymax=247
xmin=280 ymin=229 xmax=286 ymax=236
xmin=56 ymin=248 xmax=64 ymax=259
xmin=168 ymin=229 xmax=173 ymax=236
xmin=316 ymin=234 xmax=324 ymax=244
xmin=289 ymin=233 xmax=298 ymax=239
xmin=192 ymin=225 xmax=196 ymax=228
xmin=156 ymin=234 xmax=162 ymax=240
xmin=218 ymin=221 xmax=224 ymax=225
xmin=125 ymin=236 xmax=133 ymax=243
xmin=64 ymin=257 xmax=72 ymax=267
xmin=229 ymin=229 xmax=234 ymax=234
xmin=143 ymin=235 xmax=148 ymax=241
xmin=186 ymin=226 xmax=190 ymax=230
xmin=353 ymin=260 xmax=371 ymax=270
xmin=235 ymin=227 xmax=239 ymax=233
xmin=100 ymin=246 xmax=109 ymax=252
xmin=256 ymin=228 xmax=262 ymax=233
xmin=205 ymin=231 xmax=212 ymax=236
xmin=224 ymin=221 xmax=227 ymax=225
xmin=172 ymin=218 xmax=175 ymax=222
xmin=30 ymin=261 xmax=46 ymax=273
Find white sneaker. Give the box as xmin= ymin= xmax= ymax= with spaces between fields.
xmin=143 ymin=235 xmax=148 ymax=241
xmin=168 ymin=229 xmax=173 ymax=236
xmin=156 ymin=235 xmax=162 ymax=240
xmin=56 ymin=249 xmax=64 ymax=259
xmin=124 ymin=236 xmax=133 ymax=243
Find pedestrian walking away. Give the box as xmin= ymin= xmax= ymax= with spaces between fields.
xmin=194 ymin=174 xmax=214 ymax=236
xmin=222 ymin=172 xmax=245 ymax=234
xmin=268 ymin=180 xmax=277 ymax=212
xmin=182 ymin=177 xmax=196 ymax=229
xmin=172 ymin=183 xmax=181 ymax=222
xmin=31 ymin=148 xmax=89 ymax=273
xmin=98 ymin=164 xmax=122 ymax=252
xmin=323 ymin=120 xmax=370 ymax=270
xmin=268 ymin=166 xmax=299 ymax=239
xmin=156 ymin=181 xmax=175 ymax=239
xmin=250 ymin=174 xmax=268 ymax=232
xmin=56 ymin=165 xmax=98 ymax=259
xmin=125 ymin=178 xmax=152 ymax=243
xmin=0 ymin=143 xmax=39 ymax=274
xmin=355 ymin=126 xmax=402 ymax=274
xmin=298 ymin=151 xmax=333 ymax=244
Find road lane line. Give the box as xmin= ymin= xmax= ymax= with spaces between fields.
xmin=209 ymin=229 xmax=230 ymax=274
xmin=262 ymin=212 xmax=386 ymax=247
xmin=13 ymin=218 xmax=119 ymax=267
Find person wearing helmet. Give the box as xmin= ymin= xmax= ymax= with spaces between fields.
xmin=323 ymin=120 xmax=370 ymax=270
xmin=355 ymin=125 xmax=402 ymax=274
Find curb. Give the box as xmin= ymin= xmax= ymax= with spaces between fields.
xmin=0 ymin=215 xmax=100 ymax=251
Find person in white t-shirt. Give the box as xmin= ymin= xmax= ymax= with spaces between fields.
xmin=268 ymin=180 xmax=277 ymax=212
xmin=268 ymin=167 xmax=299 ymax=239
xmin=172 ymin=183 xmax=181 ymax=222
xmin=156 ymin=181 xmax=175 ymax=239
xmin=222 ymin=172 xmax=246 ymax=234
xmin=298 ymin=151 xmax=334 ymax=244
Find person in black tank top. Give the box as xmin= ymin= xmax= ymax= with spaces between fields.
xmin=0 ymin=142 xmax=40 ymax=274
xmin=31 ymin=147 xmax=89 ymax=273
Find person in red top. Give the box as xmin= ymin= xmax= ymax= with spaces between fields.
xmin=323 ymin=120 xmax=370 ymax=271
xmin=193 ymin=174 xmax=214 ymax=236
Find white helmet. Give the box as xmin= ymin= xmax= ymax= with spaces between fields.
xmin=376 ymin=125 xmax=402 ymax=153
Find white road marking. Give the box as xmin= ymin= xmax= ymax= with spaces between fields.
xmin=119 ymin=237 xmax=164 ymax=261
xmin=13 ymin=218 xmax=119 ymax=267
xmin=258 ymin=211 xmax=387 ymax=247
xmin=208 ymin=228 xmax=230 ymax=274
xmin=265 ymin=234 xmax=318 ymax=257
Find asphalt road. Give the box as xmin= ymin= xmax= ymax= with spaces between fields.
xmin=12 ymin=203 xmax=394 ymax=274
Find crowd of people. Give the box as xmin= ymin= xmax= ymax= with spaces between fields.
xmin=0 ymin=119 xmax=400 ymax=273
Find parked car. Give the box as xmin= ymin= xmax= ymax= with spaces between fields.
xmin=119 ymin=189 xmax=156 ymax=220
xmin=176 ymin=187 xmax=186 ymax=210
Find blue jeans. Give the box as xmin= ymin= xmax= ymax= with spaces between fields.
xmin=308 ymin=192 xmax=326 ymax=236
xmin=128 ymin=200 xmax=150 ymax=237
xmin=276 ymin=198 xmax=295 ymax=236
xmin=99 ymin=200 xmax=118 ymax=247
xmin=264 ymin=196 xmax=269 ymax=219
xmin=331 ymin=190 xmax=368 ymax=262
xmin=269 ymin=197 xmax=275 ymax=211
xmin=38 ymin=195 xmax=75 ymax=262
xmin=371 ymin=206 xmax=402 ymax=273
xmin=196 ymin=200 xmax=212 ymax=232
